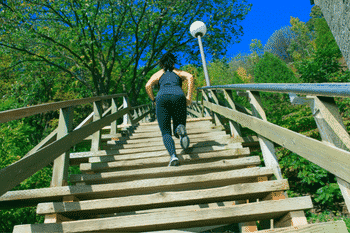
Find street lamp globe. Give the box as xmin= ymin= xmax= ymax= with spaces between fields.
xmin=190 ymin=21 xmax=207 ymax=38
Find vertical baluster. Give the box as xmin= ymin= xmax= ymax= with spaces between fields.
xmin=223 ymin=89 xmax=243 ymax=138
xmin=50 ymin=107 xmax=73 ymax=187
xmin=123 ymin=96 xmax=129 ymax=125
xmin=247 ymin=91 xmax=283 ymax=180
xmin=110 ymin=97 xmax=118 ymax=135
xmin=308 ymin=96 xmax=350 ymax=212
xmin=209 ymin=90 xmax=224 ymax=126
xmin=201 ymin=90 xmax=211 ymax=117
xmin=91 ymin=101 xmax=103 ymax=152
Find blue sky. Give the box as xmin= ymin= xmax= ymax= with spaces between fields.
xmin=221 ymin=0 xmax=314 ymax=59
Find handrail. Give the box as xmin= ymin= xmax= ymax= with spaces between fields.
xmin=0 ymin=93 xmax=153 ymax=198
xmin=199 ymin=83 xmax=350 ymax=98
xmin=0 ymin=93 xmax=127 ymax=123
xmin=0 ymin=107 xmax=130 ymax=197
xmin=194 ymin=83 xmax=350 ymax=212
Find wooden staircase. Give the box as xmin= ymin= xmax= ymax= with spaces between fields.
xmin=6 ymin=117 xmax=346 ymax=232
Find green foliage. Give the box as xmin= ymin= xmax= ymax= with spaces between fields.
xmin=264 ymin=26 xmax=296 ymax=63
xmin=249 ymin=39 xmax=264 ymax=58
xmin=0 ymin=0 xmax=252 ymax=103
xmin=296 ymin=46 xmax=348 ymax=83
xmin=288 ymin=17 xmax=315 ymax=61
xmin=314 ymin=18 xmax=342 ymax=58
xmin=254 ymin=52 xmax=298 ymax=83
xmin=207 ymin=58 xmax=242 ymax=86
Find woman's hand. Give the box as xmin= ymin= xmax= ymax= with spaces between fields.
xmin=186 ymin=98 xmax=192 ymax=106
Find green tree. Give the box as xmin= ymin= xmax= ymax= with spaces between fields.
xmin=296 ymin=17 xmax=348 ymax=83
xmin=288 ymin=17 xmax=315 ymax=61
xmin=264 ymin=26 xmax=296 ymax=63
xmin=0 ymin=0 xmax=252 ymax=104
xmin=254 ymin=52 xmax=298 ymax=83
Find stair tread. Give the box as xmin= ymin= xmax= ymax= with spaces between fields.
xmin=71 ymin=156 xmax=260 ymax=184
xmin=14 ymin=196 xmax=313 ymax=233
xmin=80 ymin=147 xmax=250 ymax=172
xmin=37 ymin=179 xmax=289 ymax=216
xmin=0 ymin=167 xmax=273 ymax=209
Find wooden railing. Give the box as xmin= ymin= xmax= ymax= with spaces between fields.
xmin=0 ymin=93 xmax=153 ymax=197
xmin=188 ymin=83 xmax=350 ymax=211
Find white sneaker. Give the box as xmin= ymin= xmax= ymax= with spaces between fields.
xmin=176 ymin=124 xmax=190 ymax=150
xmin=168 ymin=154 xmax=179 ymax=166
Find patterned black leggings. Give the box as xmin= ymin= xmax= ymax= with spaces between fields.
xmin=156 ymin=94 xmax=187 ymax=155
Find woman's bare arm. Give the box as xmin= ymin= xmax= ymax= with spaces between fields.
xmin=145 ymin=69 xmax=164 ymax=101
xmin=173 ymin=69 xmax=194 ymax=105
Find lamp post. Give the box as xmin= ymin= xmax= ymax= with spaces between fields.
xmin=190 ymin=21 xmax=211 ymax=87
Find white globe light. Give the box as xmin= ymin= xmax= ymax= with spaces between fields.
xmin=190 ymin=21 xmax=207 ymax=38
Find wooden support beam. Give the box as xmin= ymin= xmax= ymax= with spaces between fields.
xmin=91 ymin=101 xmax=103 ymax=152
xmin=247 ymin=91 xmax=283 ymax=180
xmin=274 ymin=211 xmax=308 ymax=228
xmin=0 ymin=107 xmax=130 ymax=197
xmin=254 ymin=220 xmax=347 ymax=232
xmin=202 ymin=100 xmax=350 ymax=183
xmin=209 ymin=90 xmax=224 ymax=126
xmin=309 ymin=96 xmax=350 ymax=213
xmin=110 ymin=98 xmax=118 ymax=135
xmin=51 ymin=107 xmax=73 ymax=187
xmin=201 ymin=90 xmax=212 ymax=118
xmin=223 ymin=90 xmax=243 ymax=138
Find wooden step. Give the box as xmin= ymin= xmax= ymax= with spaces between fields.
xmin=105 ymin=134 xmax=232 ymax=149
xmin=138 ymin=117 xmax=212 ymax=126
xmin=133 ymin=120 xmax=214 ymax=132
xmin=129 ymin=127 xmax=225 ymax=139
xmin=71 ymin=156 xmax=260 ymax=184
xmin=100 ymin=138 xmax=233 ymax=152
xmin=90 ymin=144 xmax=245 ymax=163
xmin=69 ymin=143 xmax=244 ymax=166
xmin=255 ymin=220 xmax=347 ymax=233
xmin=37 ymin=179 xmax=289 ymax=217
xmin=80 ymin=147 xmax=250 ymax=173
xmin=0 ymin=167 xmax=273 ymax=209
xmin=14 ymin=196 xmax=313 ymax=232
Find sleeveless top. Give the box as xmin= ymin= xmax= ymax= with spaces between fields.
xmin=157 ymin=71 xmax=185 ymax=96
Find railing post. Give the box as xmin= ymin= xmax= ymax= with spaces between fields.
xmin=201 ymin=90 xmax=211 ymax=117
xmin=123 ymin=96 xmax=132 ymax=125
xmin=209 ymin=90 xmax=224 ymax=126
xmin=308 ymin=96 xmax=350 ymax=212
xmin=50 ymin=107 xmax=73 ymax=187
xmin=223 ymin=90 xmax=243 ymax=138
xmin=110 ymin=98 xmax=118 ymax=135
xmin=247 ymin=91 xmax=283 ymax=180
xmin=91 ymin=101 xmax=103 ymax=152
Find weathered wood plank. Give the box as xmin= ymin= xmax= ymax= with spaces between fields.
xmin=105 ymin=134 xmax=234 ymax=150
xmin=51 ymin=107 xmax=74 ymax=187
xmin=187 ymin=108 xmax=202 ymax=118
xmin=203 ymin=100 xmax=350 ymax=183
xmin=255 ymin=220 xmax=347 ymax=233
xmin=129 ymin=126 xmax=225 ymax=139
xmin=13 ymin=197 xmax=312 ymax=232
xmin=0 ymin=93 xmax=126 ymax=123
xmin=37 ymin=179 xmax=289 ymax=216
xmin=72 ymin=156 xmax=260 ymax=184
xmin=100 ymin=138 xmax=232 ymax=154
xmin=80 ymin=147 xmax=250 ymax=172
xmin=0 ymin=107 xmax=130 ymax=197
xmin=0 ymin=167 xmax=273 ymax=209
xmin=70 ymin=144 xmax=247 ymax=165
